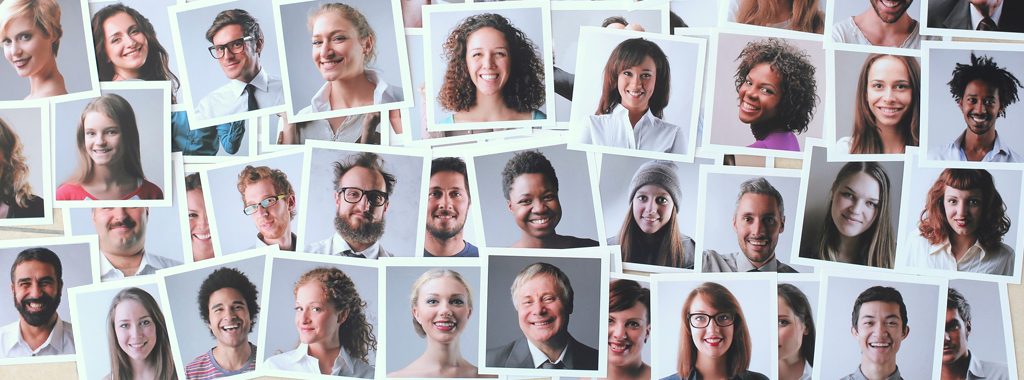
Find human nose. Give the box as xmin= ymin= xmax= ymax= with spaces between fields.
xmin=531 ymin=200 xmax=548 ymax=214
xmin=27 ymin=281 xmax=42 ymax=298
xmin=610 ymin=322 xmax=625 ymax=339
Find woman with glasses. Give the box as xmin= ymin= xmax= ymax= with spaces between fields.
xmin=661 ymin=282 xmax=768 ymax=380
xmin=237 ymin=165 xmax=298 ymax=251
xmin=0 ymin=0 xmax=68 ymax=99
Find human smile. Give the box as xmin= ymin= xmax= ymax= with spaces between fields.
xmin=479 ymin=73 xmax=499 ymax=81
xmin=625 ymin=89 xmax=646 ymax=98
xmin=433 ymin=319 xmax=457 ymax=332
xmin=840 ymin=212 xmax=863 ymax=224
xmin=704 ymin=336 xmax=724 ymax=347
xmin=609 ymin=339 xmax=632 ymax=354
xmin=746 ymin=236 xmax=770 ymax=248
xmin=740 ymin=101 xmax=760 ymax=112
xmin=876 ymin=105 xmax=904 ymax=116
xmin=192 ymin=233 xmax=211 ymax=240
xmin=12 ymin=57 xmax=30 ymax=69
xmin=319 ymin=58 xmax=342 ymax=70
xmin=878 ymin=0 xmax=903 ymax=8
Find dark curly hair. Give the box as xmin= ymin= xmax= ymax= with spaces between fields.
xmin=197 ymin=267 xmax=260 ymax=334
xmin=918 ymin=169 xmax=1010 ymax=251
xmin=437 ymin=13 xmax=545 ymax=113
xmin=294 ymin=267 xmax=377 ymax=362
xmin=733 ymin=38 xmax=818 ymax=138
xmin=947 ymin=52 xmax=1022 ymax=118
xmin=500 ymin=150 xmax=558 ymax=201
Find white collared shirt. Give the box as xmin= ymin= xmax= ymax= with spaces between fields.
xmin=0 ymin=318 xmax=75 ymax=358
xmin=100 ymin=251 xmax=182 ymax=282
xmin=264 ymin=343 xmax=374 ymax=378
xmin=305 ymin=232 xmax=391 ymax=259
xmin=970 ymin=1 xmax=1004 ymax=29
xmin=902 ymin=235 xmax=1015 ymax=276
xmin=579 ymin=105 xmax=687 ymax=154
xmin=194 ymin=68 xmax=284 ymax=119
xmin=930 ymin=131 xmax=1022 ymax=162
xmin=288 ymin=69 xmax=401 ymax=144
xmin=526 ymin=339 xmax=567 ymax=369
xmin=966 ymin=351 xmax=1010 ymax=380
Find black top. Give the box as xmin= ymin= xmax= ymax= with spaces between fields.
xmin=6 ymin=195 xmax=44 ymax=218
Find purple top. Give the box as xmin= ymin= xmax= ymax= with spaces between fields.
xmin=748 ymin=130 xmax=800 ymax=151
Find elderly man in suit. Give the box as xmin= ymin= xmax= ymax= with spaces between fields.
xmin=928 ymin=0 xmax=1024 ymax=32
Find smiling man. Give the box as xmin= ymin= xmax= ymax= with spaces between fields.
xmin=833 ymin=0 xmax=924 ymax=48
xmin=843 ymin=286 xmax=910 ymax=380
xmin=1 ymin=248 xmax=74 ymax=358
xmin=194 ymin=9 xmax=283 ymax=120
xmin=941 ymin=288 xmax=1009 ymax=380
xmin=424 ymin=157 xmax=478 ymax=257
xmin=486 ymin=262 xmax=598 ymax=370
xmin=703 ymin=177 xmax=797 ymax=273
xmin=306 ymin=152 xmax=396 ymax=258
xmin=930 ymin=53 xmax=1022 ymax=162
xmin=186 ymin=267 xmax=260 ymax=379
xmin=237 ymin=165 xmax=297 ymax=251
xmin=93 ymin=207 xmax=182 ymax=282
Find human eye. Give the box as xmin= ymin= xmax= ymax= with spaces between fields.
xmin=118 ymin=322 xmax=129 ymax=329
xmin=17 ymin=33 xmax=31 ymax=42
xmin=450 ymin=190 xmax=462 ymax=198
xmin=968 ymin=198 xmax=981 ymax=207
xmin=542 ymin=193 xmax=557 ymax=202
xmin=451 ymin=298 xmax=465 ymax=305
xmin=622 ymin=70 xmax=633 ymax=77
xmin=517 ymin=198 xmax=532 ymax=205
xmin=871 ymin=82 xmax=883 ymax=89
xmin=188 ymin=211 xmax=198 ymax=219
xmin=692 ymin=314 xmax=708 ymax=324
xmin=311 ymin=39 xmax=322 ymax=47
xmin=312 ymin=306 xmax=322 ymax=312
xmin=984 ymin=98 xmax=996 ymax=106
xmin=656 ymin=196 xmax=670 ymax=205
xmin=841 ymin=191 xmax=854 ymax=199
xmin=141 ymin=319 xmax=152 ymax=326
xmin=626 ymin=320 xmax=641 ymax=328
xmin=778 ymin=318 xmax=790 ymax=327
xmin=230 ymin=40 xmax=245 ymax=49
xmin=896 ymin=83 xmax=910 ymax=90
xmin=426 ymin=298 xmax=439 ymax=305
xmin=866 ymin=200 xmax=878 ymax=208
xmin=293 ymin=306 xmax=302 ymax=312
xmin=110 ymin=36 xmax=121 ymax=45
xmin=641 ymin=72 xmax=653 ymax=79
xmin=85 ymin=130 xmax=96 ymax=136
xmin=760 ymin=87 xmax=775 ymax=95
xmin=332 ymin=35 xmax=346 ymax=42
xmin=946 ymin=197 xmax=958 ymax=205
xmin=428 ymin=189 xmax=442 ymax=199
xmin=635 ymin=194 xmax=648 ymax=202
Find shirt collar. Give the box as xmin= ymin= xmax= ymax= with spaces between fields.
xmin=854 ymin=365 xmax=902 ymax=380
xmin=239 ymin=68 xmax=270 ymax=95
xmin=4 ymin=317 xmax=68 ymax=354
xmin=734 ymin=252 xmax=779 ymax=272
xmin=309 ymin=69 xmax=388 ymax=113
xmin=334 ymin=233 xmax=382 ymax=259
xmin=954 ymin=131 xmax=1011 ymax=158
xmin=970 ymin=2 xmax=1004 ymax=28
xmin=100 ymin=250 xmax=149 ymax=279
xmin=925 ymin=239 xmax=988 ymax=262
xmin=611 ymin=104 xmax=656 ymax=127
xmin=526 ymin=338 xmax=568 ymax=369
xmin=288 ymin=343 xmax=354 ymax=376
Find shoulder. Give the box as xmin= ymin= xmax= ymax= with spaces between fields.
xmin=137 ymin=180 xmax=164 ymax=199
xmin=149 ymin=253 xmax=183 ymax=268
xmin=563 ymin=235 xmax=599 ymax=248
xmin=485 ymin=339 xmax=518 ymax=363
xmin=974 ymin=358 xmax=1010 ymax=379
xmin=264 ymin=350 xmax=296 ymax=370
xmin=660 ymin=373 xmax=683 ymax=380
xmin=350 ymin=358 xmax=376 ymax=378
xmin=55 ymin=183 xmax=86 ymax=200
xmin=439 ymin=114 xmax=455 ymax=124
xmin=737 ymin=370 xmax=770 ymax=380
xmin=381 ymin=83 xmax=402 ymax=104
xmin=185 ymin=350 xmax=214 ymax=372
xmin=836 ymin=136 xmax=853 ymax=153
xmin=832 ymin=17 xmax=858 ymax=40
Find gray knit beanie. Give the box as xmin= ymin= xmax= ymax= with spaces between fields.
xmin=628 ymin=160 xmax=681 ymax=212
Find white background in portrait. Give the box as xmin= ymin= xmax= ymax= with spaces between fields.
xmin=161 ymin=255 xmax=264 ymax=366
xmin=0 ymin=242 xmax=95 ymax=328
xmin=278 ymin=0 xmax=405 ymax=116
xmin=383 ymin=265 xmax=482 ymax=372
xmin=797 ymin=145 xmax=905 ymax=262
xmin=946 ymin=279 xmax=1013 ymax=367
xmin=53 ymin=85 xmax=169 ymax=200
xmin=707 ymin=33 xmax=826 ymax=151
xmin=301 ymin=147 xmax=425 ymax=256
xmin=651 ymin=276 xmax=776 ymax=379
xmin=551 ymin=7 xmax=664 ymax=123
xmin=570 ymin=28 xmax=702 ymax=158
xmin=0 ymin=106 xmax=45 ymax=203
xmin=89 ymin=0 xmax=182 ymax=92
xmin=670 ymin=0 xmax=721 ymax=28
xmin=473 ymin=144 xmax=600 ymax=248
xmin=818 ymin=275 xmax=942 ymax=380
xmin=833 ymin=50 xmax=920 ymax=143
xmin=484 ymin=255 xmax=603 ymax=352
xmin=924 ymin=48 xmax=1024 ymax=158
xmin=72 ymin=281 xmax=164 ymax=380
xmin=425 ymin=6 xmax=548 ymax=123
xmin=204 ymin=151 xmax=305 ymax=255
xmin=260 ymin=256 xmax=379 ymax=363
xmin=831 ymin=0 xmax=922 ymax=30
xmin=0 ymin=0 xmax=95 ymax=101
xmin=403 ymin=31 xmax=429 ymax=141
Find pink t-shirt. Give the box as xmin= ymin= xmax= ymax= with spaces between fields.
xmin=56 ymin=179 xmax=163 ymax=200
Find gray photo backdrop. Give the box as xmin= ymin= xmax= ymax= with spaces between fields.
xmin=651 ymin=278 xmax=775 ymax=379
xmin=73 ymin=281 xmax=165 ymax=380
xmin=403 ymin=32 xmax=428 ymax=141
xmin=831 ymin=0 xmax=922 ymax=32
xmin=925 ymin=48 xmax=1024 ymax=157
xmin=473 ymin=144 xmax=599 ymax=248
xmin=302 ymin=147 xmax=425 ymax=256
xmin=53 ymin=86 xmax=169 ymax=199
xmin=384 ymin=265 xmax=482 ymax=372
xmin=599 ymin=154 xmax=711 ymax=244
xmin=551 ymin=8 xmax=664 ymax=123
xmin=0 ymin=0 xmax=95 ymax=101
xmin=0 ymin=241 xmax=94 ymax=328
xmin=0 ymin=106 xmax=46 ymax=200
xmin=700 ymin=172 xmax=803 ymax=269
xmin=708 ymin=33 xmax=826 ymax=150
xmin=162 ymin=255 xmax=264 ymax=366
xmin=426 ymin=6 xmax=548 ymax=123
xmin=797 ymin=145 xmax=905 ymax=262
xmin=206 ymin=152 xmax=305 ymax=255
xmin=484 ymin=255 xmax=602 ymax=352
xmin=279 ymin=0 xmax=406 ymax=116
xmin=261 ymin=256 xmax=379 ymax=362
xmin=819 ymin=276 xmax=941 ymax=380
xmin=947 ymin=279 xmax=1012 ymax=366
xmin=172 ymin=0 xmax=283 ymax=115
xmin=833 ymin=50 xmax=920 ymax=142
xmin=670 ymin=0 xmax=721 ymax=28
xmin=89 ymin=0 xmax=182 ymax=93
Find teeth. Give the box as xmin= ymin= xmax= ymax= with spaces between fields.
xmin=748 ymin=239 xmax=768 ymax=246
xmin=480 ymin=74 xmax=498 ymax=80
xmin=880 ymin=0 xmax=900 ymax=8
xmin=531 ymin=320 xmax=553 ymax=326
xmin=609 ymin=341 xmax=630 ymax=352
xmin=705 ymin=337 xmax=723 ymax=343
xmin=626 ymin=89 xmax=645 ymax=97
xmin=869 ymin=342 xmax=891 ymax=348
xmin=529 ymin=218 xmax=549 ymax=225
xmin=741 ymin=102 xmax=758 ymax=111
xmin=193 ymin=233 xmax=211 ymax=240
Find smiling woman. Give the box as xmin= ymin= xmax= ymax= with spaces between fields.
xmin=810 ymin=162 xmax=896 ymax=269
xmin=733 ymin=38 xmax=817 ymax=152
xmin=104 ymin=287 xmax=177 ymax=380
xmin=0 ymin=0 xmax=67 ymax=99
xmin=501 ymin=150 xmax=598 ymax=249
xmin=838 ymin=54 xmax=920 ymax=154
xmin=611 ymin=160 xmax=695 ymax=269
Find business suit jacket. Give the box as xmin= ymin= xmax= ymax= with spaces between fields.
xmin=928 ymin=0 xmax=1024 ymax=32
xmin=486 ymin=335 xmax=599 ymax=370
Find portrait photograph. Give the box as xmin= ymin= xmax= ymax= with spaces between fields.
xmin=568 ymin=27 xmax=704 ymax=161
xmin=942 ymin=278 xmax=1019 ymax=379
xmin=0 ymin=236 xmax=97 ymax=364
xmin=921 ymin=42 xmax=1024 ymax=167
xmin=480 ymin=249 xmax=608 ymax=377
xmin=703 ymin=32 xmax=826 ymax=158
xmin=468 ymin=140 xmax=601 ymax=249
xmin=200 ymin=148 xmax=305 ymax=256
xmin=649 ymin=273 xmax=777 ymax=380
xmin=52 ymin=81 xmax=172 ymax=207
xmin=255 ymin=252 xmax=380 ymax=379
xmin=0 ymin=101 xmax=52 ymax=226
xmin=793 ymin=143 xmax=906 ymax=271
xmin=828 ymin=49 xmax=922 ymax=158
xmin=297 ymin=141 xmax=428 ymax=258
xmin=0 ymin=0 xmax=99 ymax=103
xmin=422 ymin=1 xmax=555 ymax=131
xmin=276 ymin=0 xmax=411 ymax=122
xmin=815 ymin=272 xmax=944 ymax=380
xmin=169 ymin=0 xmax=286 ymax=129
xmin=827 ymin=0 xmax=926 ymax=50
xmin=602 ymin=273 xmax=653 ymax=380
xmin=922 ymin=0 xmax=1024 ymax=39
xmin=723 ymin=0 xmax=826 ymax=35
xmin=777 ymin=274 xmax=820 ymax=380
xmin=895 ymin=149 xmax=1023 ymax=282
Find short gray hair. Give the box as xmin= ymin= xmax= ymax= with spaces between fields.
xmin=736 ymin=177 xmax=784 ymax=216
xmin=509 ymin=262 xmax=573 ymax=313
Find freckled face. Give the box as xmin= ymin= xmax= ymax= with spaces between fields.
xmin=465 ymin=27 xmax=510 ymax=97
xmin=507 ymin=173 xmax=562 ymax=239
xmin=631 ymin=184 xmax=674 ymax=235
xmin=830 ymin=172 xmax=881 ymax=238
xmin=1 ymin=14 xmax=57 ymax=78
xmin=294 ymin=282 xmax=346 ymax=345
xmin=738 ymin=63 xmax=782 ymax=126
xmin=616 ymin=55 xmax=657 ymax=114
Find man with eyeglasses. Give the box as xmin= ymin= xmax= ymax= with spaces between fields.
xmin=843 ymin=286 xmax=910 ymax=380
xmin=92 ymin=207 xmax=182 ymax=282
xmin=194 ymin=9 xmax=283 ymax=120
xmin=306 ymin=152 xmax=396 ymax=258
xmin=237 ymin=165 xmax=297 ymax=251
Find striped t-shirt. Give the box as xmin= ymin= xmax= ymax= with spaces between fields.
xmin=186 ymin=343 xmax=257 ymax=380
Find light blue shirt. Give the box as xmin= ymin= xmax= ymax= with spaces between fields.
xmin=930 ymin=131 xmax=1021 ymax=162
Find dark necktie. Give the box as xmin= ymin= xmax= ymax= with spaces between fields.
xmin=539 ymin=360 xmax=565 ymax=369
xmin=747 ymin=267 xmax=760 ymax=272
xmin=245 ymin=83 xmax=258 ymax=111
xmin=977 ymin=17 xmax=997 ymax=31
xmin=341 ymin=249 xmax=366 ymax=259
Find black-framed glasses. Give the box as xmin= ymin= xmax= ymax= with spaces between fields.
xmin=338 ymin=187 xmax=388 ymax=207
xmin=208 ymin=35 xmax=253 ymax=59
xmin=687 ymin=312 xmax=736 ymax=328
xmin=243 ymin=194 xmax=287 ymax=215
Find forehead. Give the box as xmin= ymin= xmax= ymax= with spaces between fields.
xmin=736 ymin=193 xmax=780 ymax=215
xmin=243 ymin=178 xmax=278 ymax=201
xmin=517 ymin=273 xmax=560 ymax=296
xmin=115 ymin=299 xmax=149 ymax=318
xmin=312 ymin=10 xmax=355 ymax=33
xmin=943 ymin=186 xmax=982 ymax=198
xmin=13 ymin=259 xmax=57 ymax=278
xmin=748 ymin=62 xmax=781 ymax=83
xmin=103 ymin=11 xmax=138 ymax=30
xmin=93 ymin=207 xmax=147 ymax=219
xmin=295 ymin=281 xmax=327 ymax=302
xmin=429 ymin=170 xmax=467 ymax=188
xmin=467 ymin=26 xmax=507 ymax=48
xmin=420 ymin=276 xmax=468 ymax=295
xmin=621 ymin=55 xmax=657 ymax=71
xmin=209 ymin=287 xmax=246 ymax=306
xmin=635 ymin=183 xmax=669 ymax=194
xmin=510 ymin=173 xmax=553 ymax=194
xmin=2 ymin=14 xmax=36 ymax=35
xmin=688 ymin=294 xmax=719 ymax=313
xmin=340 ymin=166 xmax=385 ymax=189
xmin=212 ymin=23 xmax=245 ymax=44
xmin=839 ymin=172 xmax=880 ymax=194
xmin=84 ymin=111 xmax=118 ymax=129
xmin=858 ymin=300 xmax=902 ymax=319
xmin=963 ymin=79 xmax=999 ymax=98
xmin=868 ymin=56 xmax=909 ymax=80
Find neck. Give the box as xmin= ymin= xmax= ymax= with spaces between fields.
xmin=948 ymin=233 xmax=978 ymax=261
xmin=425 ymin=233 xmax=466 ymax=257
xmin=19 ymin=316 xmax=58 ymax=349
xmin=239 ymin=65 xmax=261 ymax=84
xmin=213 ymin=342 xmax=253 ymax=371
xmin=626 ymin=107 xmax=647 ymax=128
xmin=607 ymin=360 xmax=649 ymax=380
xmin=779 ymin=356 xmax=806 ymax=380
xmin=972 ymin=3 xmax=994 ymax=17
xmin=90 ymin=165 xmax=132 ymax=186
xmin=131 ymin=358 xmax=157 ymax=380
xmin=113 ymin=68 xmax=141 ymax=81
xmin=941 ymin=354 xmax=970 ymax=380
xmin=308 ymin=339 xmax=342 ymax=374
xmin=962 ymin=129 xmax=997 ymax=154
xmin=263 ymin=232 xmax=294 ymax=251
xmin=514 ymin=233 xmax=561 ymax=249
xmin=27 ymin=61 xmax=66 ymax=99
xmin=420 ymin=337 xmax=464 ymax=367
xmin=861 ymin=360 xmax=898 ymax=380
xmin=877 ymin=124 xmax=907 ymax=153
xmin=532 ymin=333 xmax=568 ymax=362
xmin=695 ymin=354 xmax=729 ymax=379
xmin=328 ymin=72 xmax=375 ymax=109
xmin=836 ymin=234 xmax=866 ymax=264
xmin=860 ymin=10 xmax=914 ymax=31
xmin=747 ymin=252 xmax=776 ymax=269
xmin=344 ymin=237 xmax=371 ymax=254
xmin=105 ymin=248 xmax=145 ymax=276
xmin=750 ymin=122 xmax=783 ymax=141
